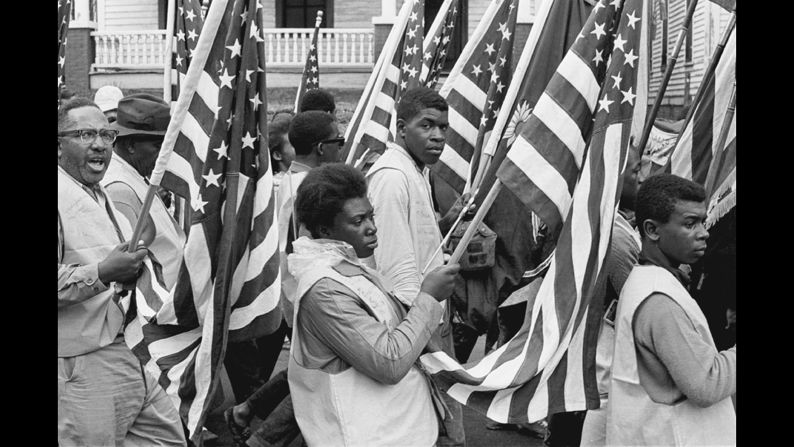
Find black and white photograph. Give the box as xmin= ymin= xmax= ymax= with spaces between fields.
xmin=57 ymin=0 xmax=737 ymax=445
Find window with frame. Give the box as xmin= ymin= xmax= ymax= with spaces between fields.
xmin=277 ymin=0 xmax=333 ymax=28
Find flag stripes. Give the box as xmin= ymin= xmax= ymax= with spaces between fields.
xmin=432 ymin=0 xmax=519 ymax=193
xmin=669 ymin=22 xmax=735 ymax=221
xmin=122 ymin=1 xmax=282 ymax=442
xmin=421 ymin=0 xmax=645 ymax=423
xmin=342 ymin=0 xmax=423 ymax=167
xmin=420 ymin=0 xmax=460 ymax=88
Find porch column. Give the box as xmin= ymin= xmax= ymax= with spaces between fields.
xmin=372 ymin=0 xmax=398 ymax=61
xmin=65 ymin=0 xmax=98 ymax=98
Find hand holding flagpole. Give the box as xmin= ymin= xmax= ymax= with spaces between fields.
xmin=127 ymin=0 xmax=229 ymax=251
xmin=422 ymin=190 xmax=478 ymax=274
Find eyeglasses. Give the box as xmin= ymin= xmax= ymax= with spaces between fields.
xmin=58 ymin=128 xmax=119 ymax=145
xmin=317 ymin=136 xmax=345 ymax=149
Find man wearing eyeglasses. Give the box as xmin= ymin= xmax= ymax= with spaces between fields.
xmin=101 ymin=94 xmax=186 ymax=289
xmin=58 ymin=98 xmax=185 ymax=446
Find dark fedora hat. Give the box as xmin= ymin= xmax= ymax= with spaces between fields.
xmin=110 ymin=93 xmax=171 ymax=137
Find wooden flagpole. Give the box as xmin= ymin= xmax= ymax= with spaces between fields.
xmin=671 ymin=8 xmax=735 ymax=149
xmin=127 ymin=0 xmax=229 ymax=250
xmin=635 ymin=0 xmax=699 ymax=156
xmin=163 ymin=0 xmax=176 ymax=103
xmin=447 ymin=181 xmax=503 ymax=265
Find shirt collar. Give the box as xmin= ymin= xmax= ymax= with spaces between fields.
xmin=387 ymin=141 xmax=426 ymax=175
xmin=639 ymin=251 xmax=691 ymax=288
xmin=288 ymin=160 xmax=312 ymax=174
xmin=58 ymin=165 xmax=106 ymax=202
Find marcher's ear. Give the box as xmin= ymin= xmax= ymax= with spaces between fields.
xmin=643 ymin=219 xmax=662 ymax=242
xmin=315 ymin=143 xmax=324 ymax=157
xmin=396 ymin=118 xmax=406 ymax=137
xmin=272 ymin=150 xmax=283 ymax=161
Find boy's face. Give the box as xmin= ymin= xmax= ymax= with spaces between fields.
xmin=654 ymin=199 xmax=709 ymax=265
xmin=398 ymin=108 xmax=449 ymax=169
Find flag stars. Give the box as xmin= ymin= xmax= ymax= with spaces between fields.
xmin=175 ymin=54 xmax=184 ymax=67
xmin=176 ymin=29 xmax=186 ymax=41
xmin=593 ymin=49 xmax=604 ymax=66
xmin=226 ymin=39 xmax=242 ymax=58
xmin=407 ymin=25 xmax=418 ymax=39
xmin=409 ymin=11 xmax=418 ymax=22
xmin=496 ymin=82 xmax=505 ymax=93
xmin=192 ymin=194 xmax=208 ymax=213
xmin=187 ymin=28 xmax=198 ymax=41
xmin=245 ymin=69 xmax=254 ymax=83
xmin=249 ymin=94 xmax=263 ymax=111
xmin=185 ymin=8 xmax=197 ymax=21
xmin=471 ymin=64 xmax=483 ymax=77
xmin=611 ymin=71 xmax=623 ymax=89
xmin=424 ymin=51 xmax=433 ymax=61
xmin=488 ymin=61 xmax=497 ymax=73
xmin=219 ymin=69 xmax=235 ymax=89
xmin=626 ymin=10 xmax=641 ymax=29
xmin=490 ymin=71 xmax=500 ymax=84
xmin=610 ymin=0 xmax=623 ymax=7
xmin=202 ymin=169 xmax=222 ymax=188
xmin=598 ymin=95 xmax=614 ymax=113
xmin=623 ymin=48 xmax=638 ymax=67
xmin=241 ymin=132 xmax=256 ymax=149
xmin=620 ymin=87 xmax=636 ymax=105
xmin=484 ymin=43 xmax=496 ymax=56
xmin=406 ymin=65 xmax=419 ymax=78
xmin=213 ymin=141 xmax=229 ymax=159
xmin=591 ymin=22 xmax=606 ymax=40
xmin=498 ymin=22 xmax=512 ymax=41
xmin=613 ymin=33 xmax=627 ymax=53
xmin=499 ymin=56 xmax=507 ymax=67
xmin=433 ymin=35 xmax=441 ymax=45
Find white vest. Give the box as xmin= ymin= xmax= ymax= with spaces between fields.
xmin=58 ymin=167 xmax=132 ymax=356
xmin=606 ymin=265 xmax=736 ymax=446
xmin=288 ymin=265 xmax=438 ymax=447
xmin=102 ymin=153 xmax=185 ymax=289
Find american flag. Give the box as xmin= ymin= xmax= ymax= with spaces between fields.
xmin=294 ymin=10 xmax=323 ymax=113
xmin=168 ymin=0 xmax=206 ymax=107
xmin=341 ymin=0 xmax=424 ymax=168
xmin=669 ymin=22 xmax=735 ymax=226
xmin=123 ymin=0 xmax=281 ymax=441
xmin=420 ymin=0 xmax=459 ymax=89
xmin=420 ymin=0 xmax=646 ymax=422
xmin=438 ymin=0 xmax=593 ymax=292
xmin=58 ymin=0 xmax=72 ymax=99
xmin=431 ymin=0 xmax=518 ymax=194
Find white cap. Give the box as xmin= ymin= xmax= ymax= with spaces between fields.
xmin=94 ymin=86 xmax=124 ymax=113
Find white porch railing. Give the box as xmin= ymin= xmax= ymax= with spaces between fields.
xmin=92 ymin=30 xmax=168 ymax=69
xmin=263 ymin=28 xmax=374 ymax=67
xmin=91 ymin=28 xmax=374 ymax=70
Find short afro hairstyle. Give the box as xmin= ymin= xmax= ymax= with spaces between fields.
xmin=288 ymin=111 xmax=337 ymax=156
xmin=299 ymin=88 xmax=336 ymax=114
xmin=396 ymin=87 xmax=448 ymax=122
xmin=58 ymin=97 xmax=102 ymax=132
xmin=295 ymin=163 xmax=368 ymax=238
xmin=635 ymin=174 xmax=706 ymax=238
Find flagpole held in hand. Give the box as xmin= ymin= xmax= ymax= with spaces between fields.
xmin=127 ymin=0 xmax=229 ymax=251
xmin=447 ymin=182 xmax=502 ymax=266
xmin=422 ymin=189 xmax=478 ymax=274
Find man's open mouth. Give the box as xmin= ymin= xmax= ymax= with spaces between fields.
xmin=87 ymin=158 xmax=107 ymax=173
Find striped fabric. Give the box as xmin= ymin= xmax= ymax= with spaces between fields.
xmin=420 ymin=0 xmax=460 ymax=89
xmin=293 ymin=12 xmax=322 ymax=113
xmin=670 ymin=23 xmax=735 ymax=227
xmin=421 ymin=0 xmax=646 ymax=422
xmin=432 ymin=0 xmax=518 ymax=194
xmin=341 ymin=0 xmax=423 ymax=168
xmin=58 ymin=0 xmax=72 ymax=99
xmin=123 ymin=1 xmax=282 ymax=442
xmin=170 ymin=0 xmax=206 ymax=108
